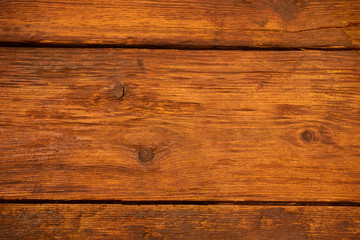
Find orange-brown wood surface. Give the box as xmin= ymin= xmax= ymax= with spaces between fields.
xmin=1 ymin=48 xmax=359 ymax=201
xmin=0 ymin=0 xmax=359 ymax=48
xmin=1 ymin=204 xmax=360 ymax=239
xmin=1 ymin=1 xmax=360 ymax=236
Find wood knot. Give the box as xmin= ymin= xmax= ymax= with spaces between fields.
xmin=111 ymin=83 xmax=125 ymax=99
xmin=285 ymin=124 xmax=340 ymax=148
xmin=301 ymin=130 xmax=313 ymax=142
xmin=273 ymin=0 xmax=303 ymax=21
xmin=300 ymin=128 xmax=322 ymax=145
xmin=138 ymin=148 xmax=154 ymax=163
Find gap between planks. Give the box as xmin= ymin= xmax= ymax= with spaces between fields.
xmin=0 ymin=200 xmax=360 ymax=207
xmin=0 ymin=42 xmax=360 ymax=51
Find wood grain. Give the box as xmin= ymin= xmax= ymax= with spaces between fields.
xmin=0 ymin=0 xmax=359 ymax=48
xmin=1 ymin=48 xmax=360 ymax=201
xmin=1 ymin=204 xmax=359 ymax=239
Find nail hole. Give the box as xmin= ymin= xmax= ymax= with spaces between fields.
xmin=138 ymin=148 xmax=154 ymax=163
xmin=111 ymin=83 xmax=125 ymax=99
xmin=301 ymin=130 xmax=313 ymax=142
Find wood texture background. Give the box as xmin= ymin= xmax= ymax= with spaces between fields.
xmin=1 ymin=0 xmax=360 ymax=238
xmin=1 ymin=48 xmax=359 ymax=201
xmin=0 ymin=0 xmax=359 ymax=48
xmin=1 ymin=204 xmax=360 ymax=239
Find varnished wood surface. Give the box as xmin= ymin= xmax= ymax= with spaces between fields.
xmin=1 ymin=48 xmax=359 ymax=201
xmin=1 ymin=204 xmax=360 ymax=239
xmin=0 ymin=0 xmax=359 ymax=48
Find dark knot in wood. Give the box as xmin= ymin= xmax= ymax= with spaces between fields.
xmin=301 ymin=130 xmax=313 ymax=142
xmin=111 ymin=82 xmax=125 ymax=99
xmin=139 ymin=148 xmax=155 ymax=163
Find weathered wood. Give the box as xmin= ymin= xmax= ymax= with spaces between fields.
xmin=0 ymin=0 xmax=359 ymax=48
xmin=0 ymin=48 xmax=360 ymax=201
xmin=0 ymin=204 xmax=359 ymax=239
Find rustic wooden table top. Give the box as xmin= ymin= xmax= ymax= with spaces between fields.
xmin=0 ymin=0 xmax=359 ymax=239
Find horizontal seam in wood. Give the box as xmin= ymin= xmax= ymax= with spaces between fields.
xmin=0 ymin=42 xmax=359 ymax=51
xmin=1 ymin=200 xmax=360 ymax=206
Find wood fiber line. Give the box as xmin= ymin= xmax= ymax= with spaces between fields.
xmin=0 ymin=0 xmax=359 ymax=48
xmin=0 ymin=48 xmax=360 ymax=201
xmin=1 ymin=204 xmax=360 ymax=239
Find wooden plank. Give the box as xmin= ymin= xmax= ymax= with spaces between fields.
xmin=0 ymin=48 xmax=360 ymax=201
xmin=0 ymin=204 xmax=359 ymax=239
xmin=0 ymin=0 xmax=359 ymax=48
